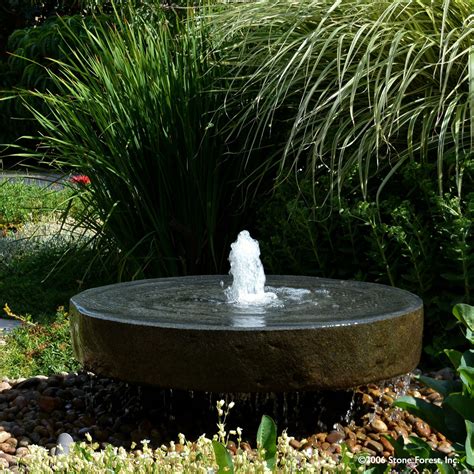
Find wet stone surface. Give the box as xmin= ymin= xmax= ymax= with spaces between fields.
xmin=0 ymin=369 xmax=455 ymax=470
xmin=70 ymin=275 xmax=423 ymax=391
xmin=71 ymin=275 xmax=423 ymax=329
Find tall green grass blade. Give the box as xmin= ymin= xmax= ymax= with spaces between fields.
xmin=210 ymin=0 xmax=474 ymax=204
xmin=14 ymin=2 xmax=246 ymax=279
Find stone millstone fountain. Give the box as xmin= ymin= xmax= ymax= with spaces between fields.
xmin=70 ymin=231 xmax=423 ymax=393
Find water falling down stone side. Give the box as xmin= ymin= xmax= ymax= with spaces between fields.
xmin=224 ymin=230 xmax=277 ymax=305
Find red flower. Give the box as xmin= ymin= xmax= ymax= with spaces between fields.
xmin=70 ymin=174 xmax=91 ymax=186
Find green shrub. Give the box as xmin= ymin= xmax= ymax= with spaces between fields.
xmin=0 ymin=0 xmax=106 ymax=58
xmin=18 ymin=4 xmax=248 ymax=279
xmin=256 ymin=162 xmax=472 ymax=358
xmin=0 ymin=306 xmax=80 ymax=378
xmin=0 ymin=14 xmax=108 ymax=159
xmin=393 ymin=303 xmax=474 ymax=471
xmin=0 ymin=1 xmax=209 ymax=160
xmin=0 ymin=1 xmax=131 ymax=161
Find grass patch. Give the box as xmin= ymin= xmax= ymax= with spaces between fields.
xmin=0 ymin=180 xmax=71 ymax=230
xmin=0 ymin=307 xmax=79 ymax=379
xmin=0 ymin=179 xmax=111 ymax=317
xmin=0 ymin=233 xmax=111 ymax=318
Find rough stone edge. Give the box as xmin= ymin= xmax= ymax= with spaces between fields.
xmin=70 ymin=300 xmax=423 ymax=392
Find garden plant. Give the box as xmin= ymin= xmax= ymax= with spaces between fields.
xmin=0 ymin=0 xmax=473 ymax=472
xmin=207 ymin=0 xmax=473 ymax=356
xmin=393 ymin=303 xmax=474 ymax=472
xmin=12 ymin=2 xmax=251 ymax=279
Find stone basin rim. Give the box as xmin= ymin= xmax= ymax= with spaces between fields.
xmin=70 ymin=275 xmax=423 ymax=332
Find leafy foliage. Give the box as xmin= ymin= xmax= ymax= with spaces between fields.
xmin=0 ymin=306 xmax=80 ymax=378
xmin=213 ymin=415 xmax=277 ymax=473
xmin=18 ymin=5 xmax=248 ymax=279
xmin=18 ymin=426 xmax=363 ymax=473
xmin=0 ymin=0 xmax=150 ymax=159
xmin=210 ymin=0 xmax=474 ymax=204
xmin=212 ymin=440 xmax=234 ymax=473
xmin=0 ymin=14 xmax=102 ymax=160
xmin=256 ymin=415 xmax=277 ymax=470
xmin=393 ymin=304 xmax=474 ymax=470
xmin=383 ymin=435 xmax=457 ymax=473
xmin=256 ymin=160 xmax=472 ymax=357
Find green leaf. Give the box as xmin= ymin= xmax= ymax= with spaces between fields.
xmin=458 ymin=351 xmax=474 ymax=392
xmin=384 ymin=435 xmax=443 ymax=466
xmin=212 ymin=441 xmax=234 ymax=474
xmin=384 ymin=435 xmax=408 ymax=459
xmin=77 ymin=445 xmax=93 ymax=462
xmin=442 ymin=405 xmax=467 ymax=445
xmin=436 ymin=463 xmax=457 ymax=474
xmin=363 ymin=467 xmax=389 ymax=474
xmin=466 ymin=420 xmax=474 ymax=467
xmin=405 ymin=435 xmax=434 ymax=458
xmin=458 ymin=369 xmax=474 ymax=394
xmin=444 ymin=394 xmax=474 ymax=423
xmin=256 ymin=415 xmax=277 ymax=470
xmin=444 ymin=349 xmax=463 ymax=370
xmin=453 ymin=304 xmax=474 ymax=333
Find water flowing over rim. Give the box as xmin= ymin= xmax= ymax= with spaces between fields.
xmin=70 ymin=275 xmax=423 ymax=331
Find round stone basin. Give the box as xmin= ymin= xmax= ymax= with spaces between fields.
xmin=69 ymin=275 xmax=423 ymax=392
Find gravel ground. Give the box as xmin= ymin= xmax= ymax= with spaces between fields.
xmin=0 ymin=368 xmax=455 ymax=471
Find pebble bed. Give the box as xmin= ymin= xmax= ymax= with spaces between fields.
xmin=0 ymin=368 xmax=455 ymax=472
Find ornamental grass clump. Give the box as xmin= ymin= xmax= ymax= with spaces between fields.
xmin=208 ymin=0 xmax=473 ymax=354
xmin=210 ymin=0 xmax=474 ymax=203
xmin=17 ymin=3 xmax=246 ymax=280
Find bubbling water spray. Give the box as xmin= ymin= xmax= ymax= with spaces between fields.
xmin=225 ymin=230 xmax=277 ymax=305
